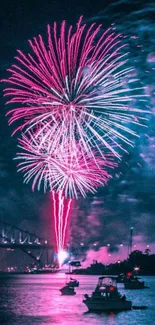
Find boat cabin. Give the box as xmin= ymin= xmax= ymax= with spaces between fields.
xmin=92 ymin=277 xmax=122 ymax=300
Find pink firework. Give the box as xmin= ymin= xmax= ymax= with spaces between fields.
xmin=2 ymin=17 xmax=148 ymax=156
xmin=15 ymin=129 xmax=116 ymax=263
xmin=50 ymin=191 xmax=73 ymax=265
xmin=15 ymin=130 xmax=116 ymax=198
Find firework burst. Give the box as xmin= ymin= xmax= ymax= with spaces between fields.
xmin=15 ymin=130 xmax=116 ymax=198
xmin=2 ymin=17 xmax=148 ymax=157
xmin=2 ymin=16 xmax=149 ymax=260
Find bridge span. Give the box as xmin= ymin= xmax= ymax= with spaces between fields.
xmin=0 ymin=220 xmax=54 ymax=265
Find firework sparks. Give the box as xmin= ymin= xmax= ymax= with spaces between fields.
xmin=15 ymin=130 xmax=116 ymax=198
xmin=57 ymin=250 xmax=69 ymax=267
xmin=2 ymin=17 xmax=148 ymax=156
xmin=2 ymin=16 xmax=149 ymax=260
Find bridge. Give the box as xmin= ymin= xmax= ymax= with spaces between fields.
xmin=0 ymin=220 xmax=54 ymax=265
xmin=0 ymin=220 xmax=130 ymax=267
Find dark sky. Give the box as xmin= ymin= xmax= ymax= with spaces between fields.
xmin=0 ymin=0 xmax=155 ymax=254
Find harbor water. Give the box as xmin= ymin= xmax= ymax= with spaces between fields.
xmin=0 ymin=274 xmax=155 ymax=325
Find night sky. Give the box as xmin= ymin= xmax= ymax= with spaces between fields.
xmin=0 ymin=0 xmax=155 ymax=263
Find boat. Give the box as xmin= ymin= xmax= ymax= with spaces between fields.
xmin=116 ymin=272 xmax=133 ymax=283
xmin=66 ymin=278 xmax=79 ymax=287
xmin=60 ymin=284 xmax=76 ymax=295
xmin=83 ymin=276 xmax=132 ymax=312
xmin=124 ymin=277 xmax=149 ymax=289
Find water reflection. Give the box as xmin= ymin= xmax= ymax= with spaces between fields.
xmin=0 ymin=275 xmax=155 ymax=325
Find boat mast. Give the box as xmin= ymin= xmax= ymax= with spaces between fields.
xmin=128 ymin=226 xmax=133 ymax=257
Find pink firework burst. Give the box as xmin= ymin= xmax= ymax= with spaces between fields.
xmin=15 ymin=130 xmax=116 ymax=198
xmin=2 ymin=17 xmax=148 ymax=156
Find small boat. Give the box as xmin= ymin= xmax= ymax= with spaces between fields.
xmin=124 ymin=277 xmax=149 ymax=290
xmin=83 ymin=276 xmax=132 ymax=312
xmin=60 ymin=284 xmax=76 ymax=295
xmin=66 ymin=278 xmax=79 ymax=287
xmin=116 ymin=272 xmax=133 ymax=283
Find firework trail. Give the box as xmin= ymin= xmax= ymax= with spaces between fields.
xmin=2 ymin=16 xmax=148 ymax=157
xmin=50 ymin=191 xmax=73 ymax=263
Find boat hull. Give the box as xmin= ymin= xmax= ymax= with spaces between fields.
xmin=61 ymin=291 xmax=76 ymax=295
xmin=83 ymin=299 xmax=132 ymax=311
xmin=60 ymin=286 xmax=76 ymax=295
xmin=124 ymin=283 xmax=145 ymax=289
